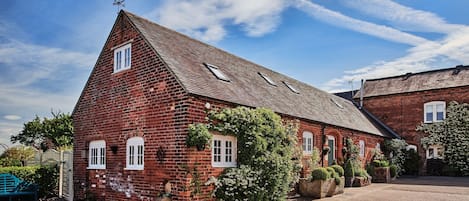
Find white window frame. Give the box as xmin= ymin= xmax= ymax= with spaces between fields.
xmin=114 ymin=43 xmax=132 ymax=73
xmin=204 ymin=63 xmax=230 ymax=81
xmin=125 ymin=137 xmax=144 ymax=170
xmin=426 ymin=145 xmax=443 ymax=159
xmin=88 ymin=140 xmax=106 ymax=169
xmin=424 ymin=101 xmax=446 ymax=123
xmin=359 ymin=140 xmax=365 ymax=157
xmin=302 ymin=131 xmax=313 ymax=155
xmin=406 ymin=145 xmax=417 ymax=152
xmin=327 ymin=135 xmax=336 ymax=160
xmin=212 ymin=135 xmax=237 ymax=167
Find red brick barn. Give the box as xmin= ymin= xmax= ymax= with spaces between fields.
xmin=356 ymin=66 xmax=469 ymax=174
xmin=72 ymin=11 xmax=394 ymax=201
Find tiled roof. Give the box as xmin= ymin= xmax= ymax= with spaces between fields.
xmin=358 ymin=65 xmax=469 ymax=98
xmin=123 ymin=11 xmax=389 ymax=137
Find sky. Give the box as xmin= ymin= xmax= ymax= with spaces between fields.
xmin=0 ymin=0 xmax=468 ymax=148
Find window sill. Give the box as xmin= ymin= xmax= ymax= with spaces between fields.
xmin=87 ymin=166 xmax=106 ymax=170
xmin=212 ymin=163 xmax=237 ymax=168
xmin=113 ymin=67 xmax=131 ymax=74
xmin=124 ymin=167 xmax=144 ymax=171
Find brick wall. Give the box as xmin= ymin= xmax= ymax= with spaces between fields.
xmin=360 ymin=86 xmax=469 ymax=174
xmin=73 ymin=14 xmax=190 ymax=201
xmin=73 ymin=13 xmax=388 ymax=201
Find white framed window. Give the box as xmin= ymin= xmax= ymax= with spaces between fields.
xmin=406 ymin=145 xmax=417 ymax=152
xmin=424 ymin=101 xmax=446 ymax=123
xmin=212 ymin=135 xmax=237 ymax=167
xmin=359 ymin=140 xmax=365 ymax=157
xmin=126 ymin=137 xmax=144 ymax=170
xmin=426 ymin=145 xmax=443 ymax=159
xmin=302 ymin=131 xmax=313 ymax=155
xmin=375 ymin=143 xmax=381 ymax=151
xmin=88 ymin=140 xmax=106 ymax=169
xmin=114 ymin=43 xmax=132 ymax=73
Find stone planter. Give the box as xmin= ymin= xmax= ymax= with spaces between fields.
xmin=373 ymin=167 xmax=390 ymax=183
xmin=299 ymin=178 xmax=332 ymax=199
xmin=327 ymin=177 xmax=345 ymax=196
xmin=344 ymin=176 xmax=354 ymax=187
xmin=352 ymin=176 xmax=371 ymax=187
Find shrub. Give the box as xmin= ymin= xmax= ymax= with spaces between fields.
xmin=0 ymin=166 xmax=39 ymax=181
xmin=0 ymin=165 xmax=58 ymax=198
xmin=383 ymin=139 xmax=408 ymax=176
xmin=311 ymin=168 xmax=331 ymax=181
xmin=207 ymin=107 xmax=299 ymax=200
xmin=344 ymin=159 xmax=354 ymax=177
xmin=186 ymin=124 xmax=212 ymax=150
xmin=331 ymin=165 xmax=344 ymax=177
xmin=366 ymin=163 xmax=375 ymax=177
xmin=213 ymin=165 xmax=265 ymax=201
xmin=390 ymin=165 xmax=397 ymax=178
xmin=310 ymin=147 xmax=321 ymax=170
xmin=373 ymin=160 xmax=390 ymax=167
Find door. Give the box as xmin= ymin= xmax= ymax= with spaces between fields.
xmin=328 ymin=136 xmax=335 ymax=166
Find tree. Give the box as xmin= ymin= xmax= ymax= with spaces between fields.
xmin=0 ymin=146 xmax=36 ymax=166
xmin=11 ymin=111 xmax=73 ymax=151
xmin=418 ymin=101 xmax=469 ymax=176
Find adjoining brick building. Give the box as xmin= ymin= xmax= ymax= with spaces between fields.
xmin=355 ymin=66 xmax=469 ymax=175
xmin=72 ymin=11 xmax=395 ymax=200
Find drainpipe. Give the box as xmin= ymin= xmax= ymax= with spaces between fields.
xmin=359 ymin=79 xmax=364 ymax=109
xmin=321 ymin=124 xmax=326 ymax=167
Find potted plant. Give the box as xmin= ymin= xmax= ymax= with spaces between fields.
xmin=372 ymin=160 xmax=391 ymax=183
xmin=344 ymin=159 xmax=355 ymax=187
xmin=299 ymin=168 xmax=332 ymax=198
xmin=353 ymin=169 xmax=372 ymax=187
xmin=186 ymin=124 xmax=212 ymax=151
xmin=330 ymin=165 xmax=345 ymax=195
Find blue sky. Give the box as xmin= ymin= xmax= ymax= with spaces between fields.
xmin=1 ymin=0 xmax=469 ymax=147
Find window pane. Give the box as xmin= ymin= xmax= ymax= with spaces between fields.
xmin=100 ymin=147 xmax=105 ymax=165
xmin=436 ymin=104 xmax=444 ymax=112
xmin=213 ymin=140 xmax=221 ymax=162
xmin=426 ymin=112 xmax=433 ymax=122
xmin=428 ymin=148 xmax=434 ymax=158
xmin=307 ymin=138 xmax=312 ymax=152
xmin=129 ymin=146 xmax=134 ymax=165
xmin=302 ymin=137 xmax=306 ymax=151
xmin=226 ymin=141 xmax=232 ymax=162
xmin=436 ymin=112 xmax=444 ymax=121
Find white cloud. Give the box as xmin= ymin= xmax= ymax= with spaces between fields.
xmin=3 ymin=115 xmax=21 ymax=121
xmin=148 ymin=0 xmax=289 ymax=42
xmin=292 ymin=0 xmax=429 ymax=46
xmin=320 ymin=0 xmax=469 ymax=92
xmin=342 ymin=0 xmax=464 ymax=33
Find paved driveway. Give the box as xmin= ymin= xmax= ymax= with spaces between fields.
xmin=291 ymin=176 xmax=469 ymax=201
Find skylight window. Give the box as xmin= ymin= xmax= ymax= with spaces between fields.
xmin=258 ymin=72 xmax=277 ymax=86
xmin=283 ymin=81 xmax=299 ymax=94
xmin=330 ymin=98 xmax=344 ymax=109
xmin=204 ymin=63 xmax=230 ymax=82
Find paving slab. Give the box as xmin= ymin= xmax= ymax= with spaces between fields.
xmin=289 ymin=176 xmax=469 ymax=201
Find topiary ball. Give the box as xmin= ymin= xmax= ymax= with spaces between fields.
xmin=311 ymin=168 xmax=331 ymax=181
xmin=331 ymin=165 xmax=345 ymax=177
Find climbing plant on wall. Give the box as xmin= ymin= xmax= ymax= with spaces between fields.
xmin=201 ymin=107 xmax=300 ymax=201
xmin=418 ymin=101 xmax=469 ymax=176
xmin=383 ymin=139 xmax=407 ymax=176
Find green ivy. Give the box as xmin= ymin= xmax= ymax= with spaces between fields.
xmin=186 ymin=124 xmax=212 ymax=150
xmin=418 ymin=101 xmax=469 ymax=176
xmin=383 ymin=139 xmax=407 ymax=176
xmin=205 ymin=107 xmax=299 ymax=201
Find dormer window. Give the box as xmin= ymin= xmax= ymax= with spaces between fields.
xmin=258 ymin=72 xmax=277 ymax=86
xmin=204 ymin=63 xmax=230 ymax=82
xmin=114 ymin=43 xmax=132 ymax=73
xmin=283 ymin=81 xmax=299 ymax=94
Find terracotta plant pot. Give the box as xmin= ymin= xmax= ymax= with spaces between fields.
xmin=373 ymin=167 xmax=391 ymax=183
xmin=352 ymin=176 xmax=371 ymax=187
xmin=299 ymin=178 xmax=332 ymax=199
